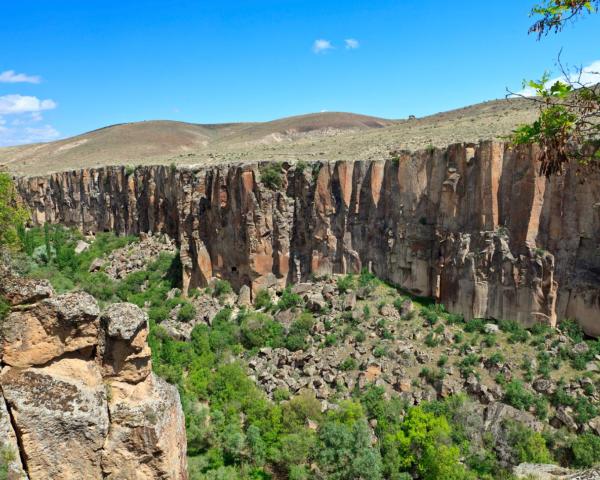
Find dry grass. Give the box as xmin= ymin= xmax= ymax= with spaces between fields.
xmin=0 ymin=98 xmax=538 ymax=176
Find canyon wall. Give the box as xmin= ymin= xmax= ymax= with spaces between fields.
xmin=16 ymin=141 xmax=600 ymax=336
xmin=0 ymin=269 xmax=188 ymax=480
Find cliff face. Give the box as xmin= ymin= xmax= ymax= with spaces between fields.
xmin=0 ymin=270 xmax=188 ymax=480
xmin=16 ymin=141 xmax=600 ymax=336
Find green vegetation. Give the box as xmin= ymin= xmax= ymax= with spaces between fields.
xmin=0 ymin=444 xmax=16 ymax=480
xmin=336 ymin=273 xmax=355 ymax=294
xmin=0 ymin=173 xmax=29 ymax=250
xmin=260 ymin=163 xmax=284 ymax=190
xmin=512 ymin=0 xmax=600 ymax=176
xmin=5 ymin=225 xmax=600 ymax=479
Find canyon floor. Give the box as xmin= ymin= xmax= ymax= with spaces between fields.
xmin=0 ymin=96 xmax=537 ymax=175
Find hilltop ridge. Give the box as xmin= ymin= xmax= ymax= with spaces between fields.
xmin=1 ymin=98 xmax=537 ymax=175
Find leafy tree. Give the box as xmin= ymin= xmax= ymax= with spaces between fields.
xmin=240 ymin=312 xmax=284 ymax=349
xmin=382 ymin=406 xmax=472 ymax=480
xmin=505 ymin=421 xmax=552 ymax=464
xmin=511 ymin=1 xmax=600 ymax=176
xmin=571 ymin=432 xmax=600 ymax=468
xmin=0 ymin=173 xmax=28 ymax=249
xmin=529 ymin=0 xmax=599 ymax=37
xmin=316 ymin=418 xmax=383 ymax=480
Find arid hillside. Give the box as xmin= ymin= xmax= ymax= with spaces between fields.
xmin=0 ymin=98 xmax=536 ymax=175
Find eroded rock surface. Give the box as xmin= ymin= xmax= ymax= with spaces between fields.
xmin=17 ymin=141 xmax=600 ymax=335
xmin=0 ymin=273 xmax=187 ymax=480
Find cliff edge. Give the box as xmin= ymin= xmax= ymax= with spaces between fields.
xmin=0 ymin=267 xmax=188 ymax=480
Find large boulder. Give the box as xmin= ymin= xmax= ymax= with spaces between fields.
xmin=0 ymin=291 xmax=100 ymax=368
xmin=101 ymin=374 xmax=188 ymax=479
xmin=0 ymin=276 xmax=54 ymax=306
xmin=0 ymin=276 xmax=188 ymax=480
xmin=0 ymin=357 xmax=110 ymax=480
xmin=99 ymin=303 xmax=151 ymax=383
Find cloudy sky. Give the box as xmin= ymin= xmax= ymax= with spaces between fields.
xmin=1 ymin=0 xmax=599 ymax=146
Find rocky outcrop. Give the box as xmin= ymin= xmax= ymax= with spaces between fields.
xmin=16 ymin=141 xmax=600 ymax=335
xmin=0 ymin=275 xmax=188 ymax=480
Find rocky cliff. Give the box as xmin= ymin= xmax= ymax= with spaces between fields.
xmin=16 ymin=141 xmax=600 ymax=336
xmin=0 ymin=269 xmax=188 ymax=480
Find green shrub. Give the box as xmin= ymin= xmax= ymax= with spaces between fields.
xmin=177 ymin=302 xmax=197 ymax=322
xmin=503 ymin=380 xmax=534 ymax=411
xmin=358 ymin=268 xmax=378 ymax=289
xmin=424 ymin=332 xmax=439 ymax=347
xmin=285 ymin=312 xmax=315 ymax=351
xmin=458 ymin=354 xmax=479 ymax=378
xmin=373 ymin=345 xmax=387 ymax=358
xmin=240 ymin=312 xmax=284 ymax=349
xmin=464 ymin=318 xmax=485 ymax=333
xmin=260 ymin=163 xmax=284 ymax=189
xmin=254 ymin=289 xmax=272 ymax=310
xmin=488 ymin=352 xmax=504 ymax=366
xmin=506 ymin=420 xmax=552 ymax=464
xmin=354 ymin=330 xmax=366 ymax=342
xmin=340 ymin=357 xmax=358 ymax=371
xmin=0 ymin=297 xmax=9 ymax=322
xmin=559 ymin=318 xmax=584 ymax=343
xmin=422 ymin=309 xmax=438 ymax=326
xmin=571 ymin=433 xmax=600 ymax=468
xmin=336 ymin=274 xmax=355 ymax=294
xmin=213 ymin=279 xmax=233 ymax=298
xmin=277 ymin=287 xmax=302 ymax=310
xmin=499 ymin=320 xmax=529 ymax=343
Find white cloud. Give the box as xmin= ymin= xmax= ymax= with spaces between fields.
xmin=0 ymin=123 xmax=60 ymax=146
xmin=518 ymin=60 xmax=600 ymax=96
xmin=313 ymin=39 xmax=333 ymax=54
xmin=0 ymin=94 xmax=57 ymax=115
xmin=345 ymin=38 xmax=359 ymax=49
xmin=0 ymin=93 xmax=59 ymax=146
xmin=0 ymin=70 xmax=41 ymax=84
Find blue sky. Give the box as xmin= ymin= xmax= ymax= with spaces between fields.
xmin=1 ymin=0 xmax=599 ymax=146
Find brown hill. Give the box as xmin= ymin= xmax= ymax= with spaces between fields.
xmin=0 ymin=99 xmax=536 ymax=176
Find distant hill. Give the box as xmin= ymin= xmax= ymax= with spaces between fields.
xmin=0 ymin=100 xmax=537 ymax=176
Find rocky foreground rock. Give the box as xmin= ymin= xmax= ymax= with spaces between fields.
xmin=0 ymin=273 xmax=188 ymax=480
xmin=17 ymin=141 xmax=600 ymax=336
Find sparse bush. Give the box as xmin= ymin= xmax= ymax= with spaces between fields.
xmin=559 ymin=318 xmax=584 ymax=343
xmin=354 ymin=330 xmax=366 ymax=342
xmin=458 ymin=354 xmax=479 ymax=377
xmin=424 ymin=332 xmax=439 ymax=347
xmin=336 ymin=274 xmax=355 ymax=294
xmin=177 ymin=301 xmax=197 ymax=322
xmin=500 ymin=320 xmax=529 ymax=343
xmin=0 ymin=297 xmax=9 ymax=323
xmin=464 ymin=318 xmax=485 ymax=333
xmin=373 ymin=345 xmax=387 ymax=358
xmin=285 ymin=312 xmax=315 ymax=351
xmin=358 ymin=268 xmax=378 ymax=290
xmin=340 ymin=357 xmax=358 ymax=371
xmin=571 ymin=433 xmax=600 ymax=468
xmin=240 ymin=312 xmax=284 ymax=349
xmin=503 ymin=379 xmax=534 ymax=411
xmin=260 ymin=162 xmax=284 ymax=189
xmin=488 ymin=352 xmax=504 ymax=366
xmin=422 ymin=309 xmax=438 ymax=326
xmin=254 ymin=289 xmax=272 ymax=310
xmin=213 ymin=279 xmax=233 ymax=298
xmin=506 ymin=420 xmax=552 ymax=464
xmin=277 ymin=286 xmax=302 ymax=310
xmin=420 ymin=367 xmax=445 ymax=384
